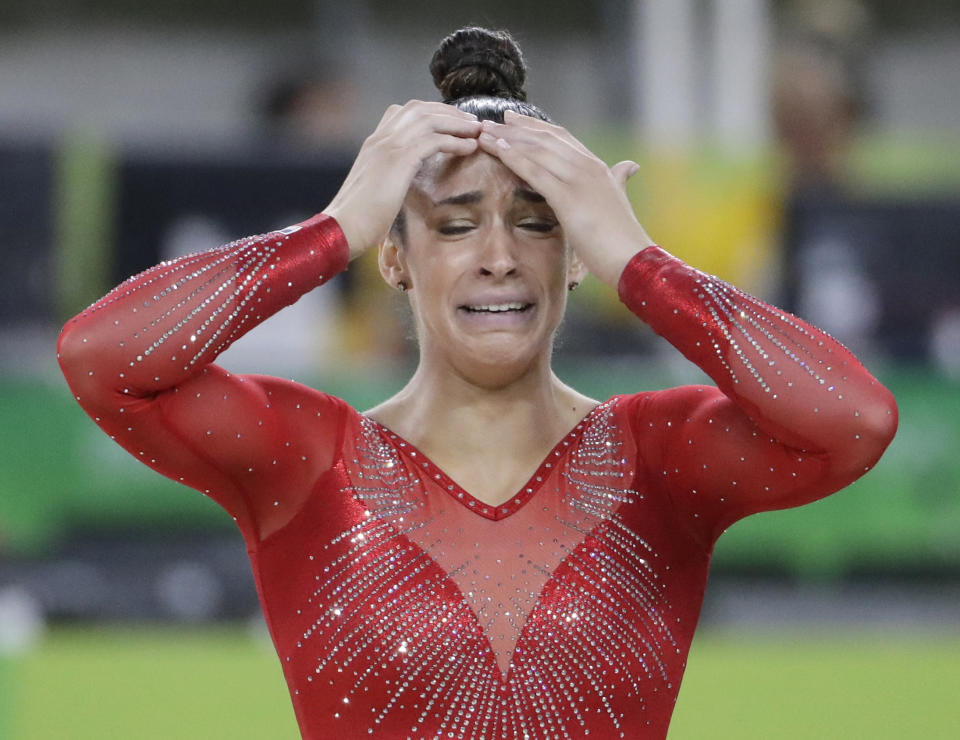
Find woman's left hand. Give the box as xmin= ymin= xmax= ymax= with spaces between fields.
xmin=477 ymin=111 xmax=653 ymax=286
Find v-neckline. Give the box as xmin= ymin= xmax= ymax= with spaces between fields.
xmin=364 ymin=403 xmax=603 ymax=521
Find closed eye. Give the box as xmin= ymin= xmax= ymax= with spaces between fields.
xmin=519 ymin=220 xmax=558 ymax=233
xmin=438 ymin=223 xmax=475 ymax=235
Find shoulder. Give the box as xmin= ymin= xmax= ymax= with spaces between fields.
xmin=243 ymin=374 xmax=354 ymax=411
xmin=611 ymin=385 xmax=725 ymax=425
xmin=229 ymin=374 xmax=363 ymax=444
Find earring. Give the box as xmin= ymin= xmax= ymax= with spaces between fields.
xmin=397 ymin=281 xmax=408 ymax=292
xmin=567 ymin=281 xmax=579 ymax=292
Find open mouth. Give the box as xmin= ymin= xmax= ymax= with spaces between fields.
xmin=460 ymin=302 xmax=534 ymax=314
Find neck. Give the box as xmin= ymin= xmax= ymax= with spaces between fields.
xmin=372 ymin=350 xmax=595 ymax=460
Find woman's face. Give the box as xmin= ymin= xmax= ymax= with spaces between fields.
xmin=383 ymin=150 xmax=584 ymax=387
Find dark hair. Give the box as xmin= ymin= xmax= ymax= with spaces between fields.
xmin=392 ymin=28 xmax=551 ymax=244
xmin=429 ymin=26 xmax=551 ymax=124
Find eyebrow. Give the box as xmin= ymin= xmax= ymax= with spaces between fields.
xmin=514 ymin=187 xmax=546 ymax=203
xmin=431 ymin=187 xmax=547 ymax=207
xmin=433 ymin=191 xmax=483 ymax=207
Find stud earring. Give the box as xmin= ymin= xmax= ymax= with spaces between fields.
xmin=567 ymin=281 xmax=580 ymax=292
xmin=397 ymin=281 xmax=408 ymax=292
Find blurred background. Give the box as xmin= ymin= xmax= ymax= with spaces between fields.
xmin=1 ymin=0 xmax=959 ymax=737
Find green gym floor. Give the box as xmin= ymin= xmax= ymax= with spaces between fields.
xmin=3 ymin=626 xmax=958 ymax=739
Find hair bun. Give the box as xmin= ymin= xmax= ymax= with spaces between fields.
xmin=430 ymin=27 xmax=527 ymax=102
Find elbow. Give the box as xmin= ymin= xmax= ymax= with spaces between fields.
xmin=56 ymin=317 xmax=89 ymax=384
xmin=842 ymin=385 xmax=899 ymax=478
xmin=57 ymin=315 xmax=106 ymax=402
xmin=862 ymin=385 xmax=899 ymax=450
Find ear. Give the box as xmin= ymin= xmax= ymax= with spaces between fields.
xmin=566 ymin=248 xmax=588 ymax=286
xmin=378 ymin=232 xmax=409 ymax=290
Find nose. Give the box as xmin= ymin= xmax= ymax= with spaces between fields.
xmin=478 ymin=226 xmax=519 ymax=279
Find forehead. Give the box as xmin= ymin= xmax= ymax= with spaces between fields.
xmin=412 ymin=151 xmax=526 ymax=203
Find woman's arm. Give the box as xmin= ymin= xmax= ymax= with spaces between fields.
xmin=57 ymin=215 xmax=351 ymax=540
xmin=58 ymin=101 xmax=482 ymax=541
xmin=618 ymin=247 xmax=897 ymax=546
xmin=478 ymin=113 xmax=897 ymax=547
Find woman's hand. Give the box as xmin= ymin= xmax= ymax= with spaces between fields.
xmin=323 ymin=101 xmax=482 ymax=259
xmin=477 ymin=111 xmax=653 ymax=286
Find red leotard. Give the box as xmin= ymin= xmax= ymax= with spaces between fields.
xmin=57 ymin=214 xmax=897 ymax=739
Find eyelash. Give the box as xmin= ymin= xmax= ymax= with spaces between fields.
xmin=438 ymin=225 xmax=473 ymax=235
xmin=520 ymin=221 xmax=557 ymax=233
xmin=438 ymin=221 xmax=557 ymax=236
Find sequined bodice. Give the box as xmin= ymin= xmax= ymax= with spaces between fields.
xmin=255 ymin=399 xmax=703 ymax=739
xmin=57 ymin=214 xmax=897 ymax=739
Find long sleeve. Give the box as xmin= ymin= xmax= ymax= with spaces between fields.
xmin=618 ymin=246 xmax=898 ymax=547
xmin=57 ymin=213 xmax=351 ymax=541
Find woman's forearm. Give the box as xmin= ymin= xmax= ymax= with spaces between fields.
xmin=619 ymin=246 xmax=897 ymax=470
xmin=58 ymin=214 xmax=348 ymax=407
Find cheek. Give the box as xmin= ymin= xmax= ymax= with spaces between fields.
xmin=397 ymin=229 xmax=440 ymax=285
xmin=407 ymin=249 xmax=462 ymax=293
xmin=541 ymin=243 xmax=571 ymax=284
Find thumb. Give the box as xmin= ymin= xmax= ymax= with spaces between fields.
xmin=611 ymin=160 xmax=641 ymax=191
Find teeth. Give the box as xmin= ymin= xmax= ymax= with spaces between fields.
xmin=466 ymin=302 xmax=528 ymax=313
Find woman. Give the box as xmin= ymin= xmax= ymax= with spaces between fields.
xmin=58 ymin=27 xmax=897 ymax=740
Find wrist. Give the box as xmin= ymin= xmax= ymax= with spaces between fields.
xmin=319 ymin=208 xmax=368 ymax=261
xmin=616 ymin=244 xmax=673 ymax=311
xmin=291 ymin=213 xmax=352 ymax=275
xmin=590 ymin=248 xmax=646 ymax=287
xmin=583 ymin=225 xmax=656 ymax=287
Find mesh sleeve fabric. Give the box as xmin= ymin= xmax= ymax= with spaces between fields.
xmin=618 ymin=246 xmax=898 ymax=547
xmin=57 ymin=213 xmax=351 ymax=541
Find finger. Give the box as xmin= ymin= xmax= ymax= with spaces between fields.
xmin=407 ymin=132 xmax=479 ymax=164
xmin=477 ymin=127 xmax=580 ymax=184
xmin=375 ymin=102 xmax=478 ymax=143
xmin=368 ymin=120 xmax=477 ymax=165
xmin=421 ymin=112 xmax=483 ymax=136
xmin=611 ymin=160 xmax=641 ymax=190
xmin=482 ymin=118 xmax=586 ymax=168
xmin=476 ymin=129 xmax=575 ymax=179
xmin=386 ymin=111 xmax=481 ymax=148
xmin=377 ymin=103 xmax=403 ymax=127
xmin=409 ymin=99 xmax=478 ymax=116
xmin=395 ymin=100 xmax=479 ymax=124
xmin=481 ymin=119 xmax=573 ymax=154
xmin=500 ymin=110 xmax=593 ymax=157
xmin=430 ymin=133 xmax=480 ymax=156
xmin=477 ymin=131 xmax=565 ymax=194
xmin=502 ymin=109 xmax=556 ymax=131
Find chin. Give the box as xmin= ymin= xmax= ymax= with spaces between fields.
xmin=453 ymin=340 xmax=547 ymax=389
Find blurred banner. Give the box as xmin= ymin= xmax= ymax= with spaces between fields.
xmin=1 ymin=0 xmax=959 ymax=628
xmin=0 ymin=144 xmax=56 ymax=325
xmin=3 ymin=145 xmax=960 ymax=574
xmin=784 ymin=192 xmax=960 ymax=366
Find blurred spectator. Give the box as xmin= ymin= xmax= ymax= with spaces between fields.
xmin=773 ymin=0 xmax=883 ymax=357
xmin=258 ymin=60 xmax=411 ymax=369
xmin=136 ymin=61 xmax=368 ymax=379
xmin=257 ymin=61 xmax=362 ymax=152
xmin=772 ymin=42 xmax=859 ymax=191
xmin=772 ymin=0 xmax=870 ymax=193
xmin=930 ymin=307 xmax=960 ymax=380
xmin=157 ymin=213 xmax=343 ymax=379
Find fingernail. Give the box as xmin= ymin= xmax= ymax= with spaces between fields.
xmin=496 ymin=137 xmax=510 ymax=150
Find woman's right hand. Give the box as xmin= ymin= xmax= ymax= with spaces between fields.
xmin=322 ymin=101 xmax=481 ymax=259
